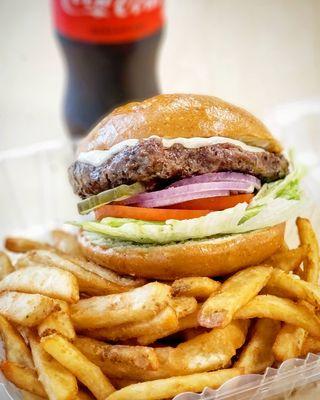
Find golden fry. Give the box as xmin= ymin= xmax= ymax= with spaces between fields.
xmin=199 ymin=266 xmax=272 ymax=328
xmin=83 ymin=306 xmax=179 ymax=344
xmin=38 ymin=310 xmax=75 ymax=340
xmin=170 ymin=296 xmax=197 ymax=318
xmin=0 ymin=266 xmax=79 ymax=303
xmin=28 ymin=331 xmax=78 ymax=400
xmin=235 ymin=295 xmax=320 ymax=338
xmin=21 ymin=391 xmax=46 ymax=400
xmin=301 ymin=335 xmax=320 ymax=356
xmin=297 ymin=217 xmax=320 ymax=284
xmin=79 ymin=321 xmax=247 ymax=381
xmin=0 ymin=252 xmax=14 ymax=279
xmin=266 ymin=268 xmax=320 ymax=307
xmin=5 ymin=237 xmax=52 ymax=253
xmin=0 ymin=315 xmax=33 ymax=368
xmin=17 ymin=250 xmax=143 ymax=295
xmin=76 ymin=391 xmax=95 ymax=400
xmin=0 ymin=361 xmax=47 ymax=398
xmin=265 ymin=246 xmax=307 ymax=272
xmin=71 ymin=282 xmax=171 ymax=329
xmin=272 ymin=324 xmax=307 ymax=362
xmin=63 ymin=253 xmax=146 ymax=289
xmin=73 ymin=336 xmax=159 ymax=377
xmin=172 ymin=277 xmax=221 ymax=299
xmin=41 ymin=334 xmax=115 ymax=400
xmin=0 ymin=292 xmax=56 ymax=327
xmin=105 ymin=368 xmax=242 ymax=400
xmin=234 ymin=319 xmax=280 ymax=373
xmin=51 ymin=230 xmax=83 ymax=257
xmin=137 ymin=306 xmax=199 ymax=345
xmin=111 ymin=379 xmax=140 ymax=390
xmin=169 ymin=320 xmax=248 ymax=375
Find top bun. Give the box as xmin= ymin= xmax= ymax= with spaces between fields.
xmin=79 ymin=94 xmax=282 ymax=154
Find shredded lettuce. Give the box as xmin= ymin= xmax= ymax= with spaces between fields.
xmin=75 ymin=166 xmax=304 ymax=245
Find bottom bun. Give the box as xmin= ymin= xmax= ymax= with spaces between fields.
xmin=78 ymin=224 xmax=285 ymax=280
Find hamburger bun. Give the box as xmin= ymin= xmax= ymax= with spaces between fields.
xmin=79 ymin=223 xmax=285 ymax=280
xmin=79 ymin=94 xmax=282 ymax=154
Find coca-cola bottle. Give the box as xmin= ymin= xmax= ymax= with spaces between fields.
xmin=52 ymin=0 xmax=164 ymax=139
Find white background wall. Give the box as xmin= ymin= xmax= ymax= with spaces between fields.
xmin=1 ymin=0 xmax=320 ymax=150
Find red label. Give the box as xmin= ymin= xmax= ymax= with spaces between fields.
xmin=52 ymin=0 xmax=164 ymax=44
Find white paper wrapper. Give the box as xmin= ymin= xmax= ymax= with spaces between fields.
xmin=0 ymin=120 xmax=319 ymax=400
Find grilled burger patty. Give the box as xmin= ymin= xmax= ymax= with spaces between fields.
xmin=69 ymin=138 xmax=289 ymax=198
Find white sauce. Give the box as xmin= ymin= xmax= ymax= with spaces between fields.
xmin=77 ymin=135 xmax=265 ymax=167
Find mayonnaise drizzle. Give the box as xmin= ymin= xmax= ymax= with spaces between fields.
xmin=77 ymin=135 xmax=265 ymax=167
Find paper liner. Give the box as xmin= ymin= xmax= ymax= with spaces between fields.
xmin=0 ymin=139 xmax=319 ymax=399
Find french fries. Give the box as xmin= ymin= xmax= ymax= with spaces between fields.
xmin=5 ymin=237 xmax=52 ymax=253
xmin=73 ymin=336 xmax=159 ymax=376
xmin=62 ymin=253 xmax=146 ymax=290
xmin=38 ymin=309 xmax=75 ymax=340
xmin=71 ymin=282 xmax=171 ymax=329
xmin=272 ymin=324 xmax=307 ymax=361
xmin=172 ymin=277 xmax=221 ymax=299
xmin=199 ymin=266 xmax=272 ymax=328
xmin=105 ymin=368 xmax=242 ymax=400
xmin=137 ymin=306 xmax=200 ymax=345
xmin=0 ymin=292 xmax=56 ymax=327
xmin=170 ymin=296 xmax=197 ymax=318
xmin=0 ymin=252 xmax=14 ymax=279
xmin=78 ymin=321 xmax=247 ymax=381
xmin=0 ymin=361 xmax=47 ymax=398
xmin=82 ymin=306 xmax=179 ymax=343
xmin=17 ymin=250 xmax=144 ymax=295
xmin=0 ymin=315 xmax=33 ymax=368
xmin=234 ymin=319 xmax=281 ymax=373
xmin=266 ymin=268 xmax=320 ymax=307
xmin=265 ymin=246 xmax=307 ymax=272
xmin=235 ymin=295 xmax=320 ymax=339
xmin=297 ymin=217 xmax=320 ymax=284
xmin=77 ymin=391 xmax=95 ymax=400
xmin=168 ymin=320 xmax=248 ymax=375
xmin=41 ymin=334 xmax=115 ymax=400
xmin=0 ymin=266 xmax=79 ymax=303
xmin=272 ymin=218 xmax=320 ymax=362
xmin=51 ymin=230 xmax=83 ymax=258
xmin=21 ymin=391 xmax=46 ymax=400
xmin=0 ymin=215 xmax=319 ymax=400
xmin=301 ymin=335 xmax=320 ymax=356
xmin=28 ymin=331 xmax=78 ymax=400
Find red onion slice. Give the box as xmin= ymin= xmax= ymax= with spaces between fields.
xmin=124 ymin=181 xmax=255 ymax=208
xmin=132 ymin=191 xmax=231 ymax=208
xmin=169 ymin=172 xmax=261 ymax=190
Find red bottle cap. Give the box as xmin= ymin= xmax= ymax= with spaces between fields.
xmin=52 ymin=0 xmax=165 ymax=44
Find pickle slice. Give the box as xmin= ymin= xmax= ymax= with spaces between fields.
xmin=77 ymin=183 xmax=145 ymax=215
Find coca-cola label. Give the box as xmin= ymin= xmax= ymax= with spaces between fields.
xmin=52 ymin=0 xmax=164 ymax=43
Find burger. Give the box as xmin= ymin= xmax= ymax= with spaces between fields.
xmin=68 ymin=94 xmax=303 ymax=279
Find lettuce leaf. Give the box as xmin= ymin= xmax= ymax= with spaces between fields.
xmin=76 ymin=166 xmax=304 ymax=245
xmin=80 ymin=202 xmax=247 ymax=244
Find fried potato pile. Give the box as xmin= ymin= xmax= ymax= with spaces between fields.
xmin=0 ymin=219 xmax=319 ymax=400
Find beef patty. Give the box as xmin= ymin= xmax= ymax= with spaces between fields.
xmin=69 ymin=138 xmax=289 ymax=198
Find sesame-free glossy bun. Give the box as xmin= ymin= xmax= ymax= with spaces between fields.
xmin=79 ymin=94 xmax=282 ymax=154
xmin=79 ymin=223 xmax=285 ymax=280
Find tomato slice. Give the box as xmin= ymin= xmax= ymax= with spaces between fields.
xmin=167 ymin=194 xmax=254 ymax=210
xmin=94 ymin=194 xmax=253 ymax=222
xmin=95 ymin=204 xmax=211 ymax=221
